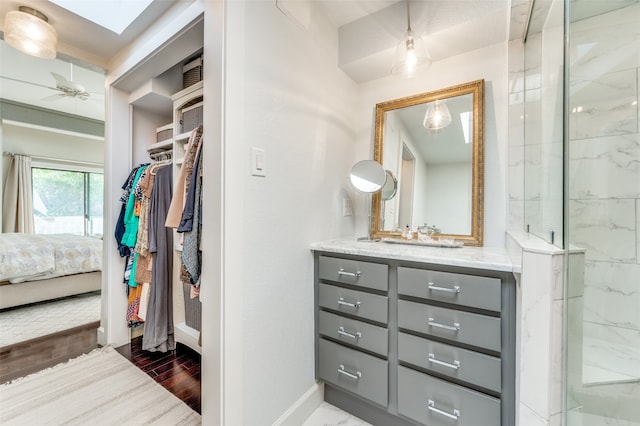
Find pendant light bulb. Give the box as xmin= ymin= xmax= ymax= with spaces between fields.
xmin=423 ymin=100 xmax=452 ymax=131
xmin=391 ymin=0 xmax=431 ymax=78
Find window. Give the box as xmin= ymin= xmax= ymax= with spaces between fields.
xmin=32 ymin=168 xmax=103 ymax=237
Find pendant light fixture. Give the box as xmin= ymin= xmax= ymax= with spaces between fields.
xmin=4 ymin=6 xmax=58 ymax=59
xmin=391 ymin=0 xmax=431 ymax=78
xmin=423 ymin=99 xmax=452 ymax=131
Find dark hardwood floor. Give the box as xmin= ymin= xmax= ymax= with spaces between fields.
xmin=0 ymin=321 xmax=100 ymax=384
xmin=116 ymin=336 xmax=201 ymax=414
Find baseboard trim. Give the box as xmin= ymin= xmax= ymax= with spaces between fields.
xmin=272 ymin=382 xmax=324 ymax=426
xmin=175 ymin=322 xmax=201 ymax=354
xmin=97 ymin=326 xmax=106 ymax=346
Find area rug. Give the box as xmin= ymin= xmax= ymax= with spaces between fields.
xmin=0 ymin=346 xmax=201 ymax=425
xmin=0 ymin=293 xmax=101 ymax=347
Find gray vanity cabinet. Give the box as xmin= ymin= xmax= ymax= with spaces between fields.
xmin=315 ymin=255 xmax=390 ymax=408
xmin=314 ymin=251 xmax=516 ymax=426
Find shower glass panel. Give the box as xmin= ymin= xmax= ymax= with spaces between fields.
xmin=565 ymin=0 xmax=640 ymax=424
xmin=523 ymin=0 xmax=564 ymax=247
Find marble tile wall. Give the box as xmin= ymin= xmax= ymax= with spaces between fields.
xmin=568 ymin=3 xmax=640 ymax=385
xmin=514 ymin=236 xmax=568 ymax=426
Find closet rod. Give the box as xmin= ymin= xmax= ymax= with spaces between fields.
xmin=3 ymin=151 xmax=103 ymax=167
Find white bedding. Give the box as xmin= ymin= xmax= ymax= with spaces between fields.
xmin=0 ymin=233 xmax=102 ymax=283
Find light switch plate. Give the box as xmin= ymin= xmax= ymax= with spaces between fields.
xmin=251 ymin=147 xmax=266 ymax=177
xmin=343 ymin=198 xmax=353 ymax=216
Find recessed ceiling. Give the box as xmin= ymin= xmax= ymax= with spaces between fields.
xmin=319 ymin=0 xmax=511 ymax=83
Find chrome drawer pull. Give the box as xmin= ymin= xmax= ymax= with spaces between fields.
xmin=337 ymin=364 xmax=362 ymax=380
xmin=428 ymin=282 xmax=461 ymax=294
xmin=338 ymin=268 xmax=361 ymax=278
xmin=338 ymin=326 xmax=362 ymax=340
xmin=428 ymin=318 xmax=460 ymax=332
xmin=428 ymin=400 xmax=460 ymax=421
xmin=428 ymin=353 xmax=461 ymax=370
xmin=337 ymin=297 xmax=361 ymax=309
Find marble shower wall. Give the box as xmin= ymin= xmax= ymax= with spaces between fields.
xmin=568 ymin=3 xmax=640 ymax=383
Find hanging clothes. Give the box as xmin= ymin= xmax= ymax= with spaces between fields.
xmin=142 ymin=164 xmax=175 ymax=352
xmin=115 ymin=125 xmax=203 ymax=351
xmin=166 ymin=125 xmax=204 ymax=293
xmin=121 ymin=165 xmax=148 ymax=249
xmin=133 ymin=164 xmax=160 ymax=286
xmin=180 ymin=141 xmax=203 ymax=284
xmin=166 ymin=125 xmax=202 ymax=228
xmin=115 ymin=166 xmax=145 ymax=258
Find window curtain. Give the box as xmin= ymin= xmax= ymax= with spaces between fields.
xmin=2 ymin=154 xmax=34 ymax=234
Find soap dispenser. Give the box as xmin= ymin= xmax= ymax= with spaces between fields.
xmin=404 ymin=225 xmax=412 ymax=240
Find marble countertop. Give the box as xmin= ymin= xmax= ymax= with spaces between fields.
xmin=311 ymin=238 xmax=516 ymax=273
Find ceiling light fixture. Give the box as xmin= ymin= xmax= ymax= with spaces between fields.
xmin=4 ymin=6 xmax=58 ymax=59
xmin=423 ymin=99 xmax=452 ymax=131
xmin=391 ymin=0 xmax=431 ymax=78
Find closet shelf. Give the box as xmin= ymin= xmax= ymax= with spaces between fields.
xmin=171 ymin=80 xmax=203 ymax=103
xmin=175 ymin=132 xmax=193 ymax=143
xmin=146 ymin=139 xmax=174 ymax=153
xmin=175 ymin=157 xmax=185 ymax=165
xmin=129 ymin=78 xmax=175 ymax=115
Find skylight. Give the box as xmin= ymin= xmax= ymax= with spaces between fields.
xmin=49 ymin=0 xmax=154 ymax=35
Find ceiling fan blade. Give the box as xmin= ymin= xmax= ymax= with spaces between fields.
xmin=42 ymin=94 xmax=67 ymax=101
xmin=51 ymin=71 xmax=86 ymax=92
xmin=50 ymin=72 xmax=71 ymax=86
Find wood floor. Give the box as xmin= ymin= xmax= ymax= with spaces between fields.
xmin=0 ymin=321 xmax=99 ymax=384
xmin=116 ymin=336 xmax=201 ymax=414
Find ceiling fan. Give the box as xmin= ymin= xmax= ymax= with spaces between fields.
xmin=48 ymin=72 xmax=91 ymax=101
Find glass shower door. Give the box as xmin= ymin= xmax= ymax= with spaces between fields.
xmin=566 ymin=1 xmax=640 ymax=424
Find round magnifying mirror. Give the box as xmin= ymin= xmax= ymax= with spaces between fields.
xmin=349 ymin=160 xmax=386 ymax=193
xmin=381 ymin=170 xmax=397 ymax=201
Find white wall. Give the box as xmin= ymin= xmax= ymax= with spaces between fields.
xmin=357 ymin=42 xmax=509 ymax=247
xmin=224 ymin=1 xmax=358 ymax=424
xmin=423 ymin=163 xmax=472 ymax=235
xmin=1 ymin=123 xmax=104 ymax=189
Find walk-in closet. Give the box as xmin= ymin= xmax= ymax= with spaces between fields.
xmin=101 ymin=9 xmax=207 ymax=412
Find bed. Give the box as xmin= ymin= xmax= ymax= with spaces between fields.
xmin=0 ymin=233 xmax=102 ymax=310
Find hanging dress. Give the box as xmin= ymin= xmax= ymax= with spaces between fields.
xmin=142 ymin=164 xmax=175 ymax=352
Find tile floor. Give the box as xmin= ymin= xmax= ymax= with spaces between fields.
xmin=0 ymin=293 xmax=101 ymax=347
xmin=303 ymin=402 xmax=373 ymax=426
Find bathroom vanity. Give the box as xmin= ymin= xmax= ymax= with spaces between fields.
xmin=312 ymin=239 xmax=516 ymax=426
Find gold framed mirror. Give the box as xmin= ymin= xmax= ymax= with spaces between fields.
xmin=371 ymin=79 xmax=484 ymax=246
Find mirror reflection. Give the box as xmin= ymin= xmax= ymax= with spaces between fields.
xmin=380 ymin=170 xmax=397 ymax=201
xmin=372 ymin=80 xmax=484 ymax=246
xmin=0 ymin=39 xmax=105 ymax=349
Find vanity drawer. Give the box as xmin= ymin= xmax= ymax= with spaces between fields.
xmin=319 ymin=256 xmax=388 ymax=292
xmin=319 ymin=283 xmax=388 ymax=324
xmin=398 ymin=300 xmax=500 ymax=352
xmin=398 ymin=332 xmax=501 ymax=392
xmin=398 ymin=267 xmax=501 ymax=312
xmin=319 ymin=311 xmax=388 ymax=356
xmin=398 ymin=366 xmax=500 ymax=426
xmin=318 ymin=339 xmax=388 ymax=407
